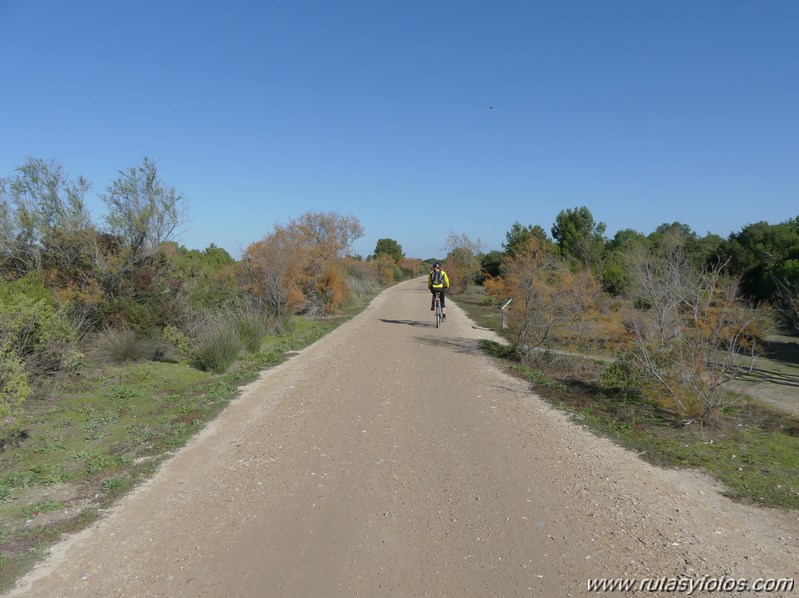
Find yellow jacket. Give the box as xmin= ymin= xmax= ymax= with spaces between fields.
xmin=428 ymin=269 xmax=450 ymax=289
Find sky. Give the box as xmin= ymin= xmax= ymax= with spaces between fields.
xmin=1 ymin=1 xmax=797 ymax=260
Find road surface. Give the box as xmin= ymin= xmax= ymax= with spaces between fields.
xmin=8 ymin=278 xmax=798 ymax=597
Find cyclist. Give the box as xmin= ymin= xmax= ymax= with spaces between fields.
xmin=428 ymin=262 xmax=451 ymax=320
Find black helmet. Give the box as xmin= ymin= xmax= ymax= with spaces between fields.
xmin=433 ymin=262 xmax=441 ymax=268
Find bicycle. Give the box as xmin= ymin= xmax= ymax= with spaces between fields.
xmin=433 ymin=292 xmax=443 ymax=328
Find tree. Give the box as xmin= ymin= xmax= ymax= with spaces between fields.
xmin=502 ymin=222 xmax=548 ymax=257
xmin=0 ymin=157 xmax=94 ymax=278
xmin=551 ymin=206 xmax=606 ymax=269
xmin=284 ymin=211 xmax=364 ymax=314
xmin=244 ymin=211 xmax=365 ymax=316
xmin=93 ymin=159 xmax=189 ymax=333
xmin=602 ymin=229 xmax=648 ymax=296
xmin=619 ymin=242 xmax=770 ymax=423
xmin=101 ymin=157 xmax=187 ymax=260
xmin=479 ymin=250 xmax=504 ymax=281
xmin=442 ymin=233 xmax=484 ymax=292
xmin=373 ymin=238 xmax=404 ymax=262
xmin=720 ymin=218 xmax=799 ymax=303
xmin=484 ymin=238 xmax=601 ymax=362
xmin=243 ymin=228 xmax=304 ymax=319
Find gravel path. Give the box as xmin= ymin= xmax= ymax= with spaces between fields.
xmin=7 ymin=278 xmax=798 ymax=597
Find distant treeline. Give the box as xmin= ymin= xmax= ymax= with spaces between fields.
xmin=436 ymin=207 xmax=798 ymax=424
xmin=481 ymin=208 xmax=799 ymax=306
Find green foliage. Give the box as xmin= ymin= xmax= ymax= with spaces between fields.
xmin=101 ymin=476 xmax=129 ymax=496
xmin=479 ymin=250 xmax=504 ymax=281
xmin=600 ymin=360 xmax=643 ymax=397
xmin=101 ymin=157 xmax=185 ymax=258
xmin=509 ymin=363 xmax=566 ymax=390
xmin=551 ymin=206 xmax=606 ymax=269
xmin=602 ymin=229 xmax=650 ymax=295
xmin=373 ymin=238 xmax=404 ymax=262
xmin=23 ymin=500 xmax=64 ymax=518
xmin=502 ymin=221 xmax=548 ymax=257
xmin=0 ymin=342 xmax=30 ymax=421
xmin=600 ymin=259 xmax=632 ymax=296
xmin=606 ymin=228 xmax=647 ymax=252
xmin=0 ymin=157 xmax=93 ymax=278
xmin=167 ymin=243 xmax=237 ymax=310
xmin=478 ymin=339 xmax=519 ymax=360
xmin=163 ymin=325 xmax=192 ymax=356
xmin=95 ymin=249 xmax=185 ymax=335
xmin=85 ymin=454 xmax=132 ymax=475
xmin=0 ymin=273 xmax=81 ymax=376
xmin=721 ymin=217 xmax=799 ymax=302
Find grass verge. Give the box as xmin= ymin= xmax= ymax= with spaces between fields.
xmin=453 ymin=287 xmax=799 ymax=511
xmin=0 ymin=297 xmax=372 ymax=592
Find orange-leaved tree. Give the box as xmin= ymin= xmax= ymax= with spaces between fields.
xmin=243 ymin=228 xmax=305 ymax=319
xmin=244 ymin=211 xmax=364 ymax=317
xmin=484 ymin=238 xmax=601 ymax=363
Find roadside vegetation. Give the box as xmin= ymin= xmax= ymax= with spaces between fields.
xmin=1 ymin=155 xmax=796 ymax=586
xmin=0 ymin=156 xmax=425 ymax=591
xmin=445 ymin=210 xmax=799 ymax=511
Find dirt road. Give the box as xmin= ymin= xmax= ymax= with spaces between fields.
xmin=8 ymin=279 xmax=798 ymax=597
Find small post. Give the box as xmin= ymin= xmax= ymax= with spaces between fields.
xmin=499 ymin=297 xmax=513 ymax=329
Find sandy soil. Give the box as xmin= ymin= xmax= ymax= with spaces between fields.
xmin=6 ymin=278 xmax=798 ymax=597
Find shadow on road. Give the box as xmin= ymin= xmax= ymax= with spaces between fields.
xmin=762 ymin=337 xmax=799 ymax=366
xmin=412 ymin=335 xmax=484 ymax=355
xmin=378 ymin=318 xmax=432 ymax=327
xmin=738 ymin=367 xmax=799 ymax=388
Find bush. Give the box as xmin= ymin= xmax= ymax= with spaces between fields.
xmin=0 ymin=273 xmax=81 ymax=376
xmin=191 ymin=319 xmax=243 ymax=373
xmin=0 ymin=342 xmax=31 ymax=422
xmin=228 ymin=306 xmax=269 ymax=353
xmin=600 ymin=360 xmax=643 ymax=398
xmin=163 ymin=324 xmax=192 ymax=357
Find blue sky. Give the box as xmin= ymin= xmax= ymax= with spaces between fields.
xmin=1 ymin=1 xmax=797 ymax=260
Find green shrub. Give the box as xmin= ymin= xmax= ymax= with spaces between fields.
xmin=600 ymin=359 xmax=643 ymax=397
xmin=0 ymin=273 xmax=81 ymax=375
xmin=0 ymin=342 xmax=31 ymax=421
xmin=163 ymin=324 xmax=192 ymax=357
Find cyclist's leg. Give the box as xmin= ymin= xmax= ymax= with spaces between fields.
xmin=440 ymin=290 xmax=446 ymax=317
xmin=430 ymin=288 xmax=436 ymax=310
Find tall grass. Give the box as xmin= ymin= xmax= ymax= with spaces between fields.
xmin=228 ymin=305 xmax=270 ymax=353
xmin=92 ymin=328 xmax=167 ymax=363
xmin=269 ymin=314 xmax=295 ymax=335
xmin=191 ymin=318 xmax=243 ymax=374
xmin=345 ymin=275 xmax=380 ymax=306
